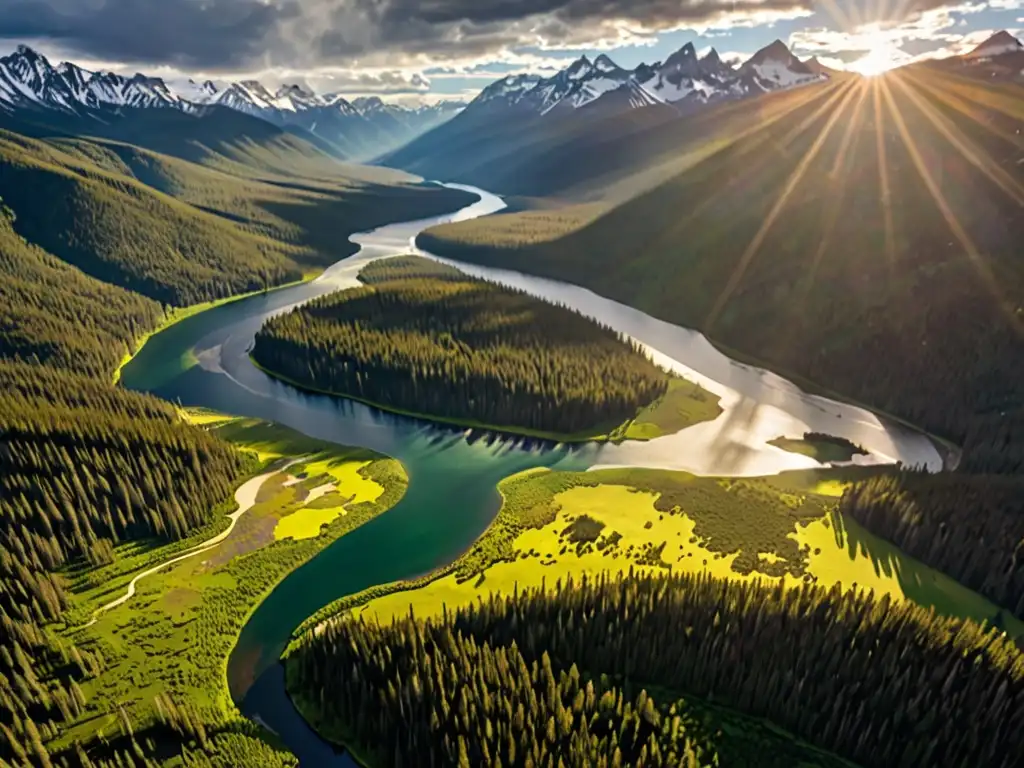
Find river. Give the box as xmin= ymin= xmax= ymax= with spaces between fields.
xmin=119 ymin=183 xmax=941 ymax=765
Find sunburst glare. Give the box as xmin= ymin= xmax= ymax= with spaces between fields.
xmin=849 ymin=31 xmax=903 ymax=76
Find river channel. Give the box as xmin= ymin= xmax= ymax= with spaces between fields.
xmin=119 ymin=183 xmax=941 ymax=765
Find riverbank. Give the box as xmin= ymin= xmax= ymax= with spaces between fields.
xmin=50 ymin=415 xmax=409 ymax=763
xmin=701 ymin=335 xmax=963 ymax=472
xmin=250 ymin=356 xmax=721 ymax=445
xmin=112 ymin=271 xmax=322 ymax=385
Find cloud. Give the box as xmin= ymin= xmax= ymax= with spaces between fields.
xmin=0 ymin=0 xmax=300 ymax=70
xmin=301 ymin=69 xmax=432 ymax=95
xmin=788 ymin=2 xmax=998 ymax=69
xmin=0 ymin=0 xmax=816 ymax=75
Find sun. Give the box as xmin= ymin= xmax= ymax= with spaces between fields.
xmin=849 ymin=32 xmax=902 ymax=76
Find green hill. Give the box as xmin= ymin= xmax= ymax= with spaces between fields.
xmin=0 ymin=127 xmax=474 ymax=305
xmin=419 ymin=69 xmax=1024 ymax=620
xmin=420 ymin=71 xmax=1024 ymax=452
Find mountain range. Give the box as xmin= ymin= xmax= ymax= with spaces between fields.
xmin=470 ymin=39 xmax=824 ymax=120
xmin=0 ymin=45 xmax=463 ymax=159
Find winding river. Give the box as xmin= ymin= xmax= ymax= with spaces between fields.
xmin=119 ymin=184 xmax=941 ymax=765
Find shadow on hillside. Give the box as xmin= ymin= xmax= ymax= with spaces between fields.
xmin=828 ymin=507 xmax=1021 ymax=639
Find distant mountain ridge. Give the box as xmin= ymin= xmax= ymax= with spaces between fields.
xmin=0 ymin=45 xmax=464 ymax=159
xmin=467 ymin=39 xmax=826 ymax=119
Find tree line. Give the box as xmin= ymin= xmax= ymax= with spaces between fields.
xmin=252 ymin=256 xmax=670 ymax=436
xmin=288 ymin=569 xmax=1024 ymax=768
xmin=0 ymin=359 xmax=254 ymax=766
xmin=840 ymin=469 xmax=1024 ymax=620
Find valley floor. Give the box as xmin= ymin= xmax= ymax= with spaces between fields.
xmin=51 ymin=412 xmax=409 ymax=764
xmin=310 ymin=465 xmax=1024 ymax=639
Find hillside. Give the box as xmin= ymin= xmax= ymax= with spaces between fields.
xmin=419 ymin=70 xmax=1024 ymax=453
xmin=252 ymin=256 xmax=720 ymax=440
xmin=383 ymin=40 xmax=832 ymax=202
xmin=0 ymin=126 xmax=474 ymax=305
xmin=389 ymin=78 xmax=838 ymax=204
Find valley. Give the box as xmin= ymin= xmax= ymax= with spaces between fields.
xmin=1 ymin=21 xmax=1023 ymax=768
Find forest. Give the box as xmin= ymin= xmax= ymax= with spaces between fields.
xmin=0 ymin=129 xmax=475 ymax=306
xmin=0 ymin=119 xmax=476 ymax=765
xmin=252 ymin=256 xmax=672 ymax=437
xmin=287 ymin=569 xmax=1024 ymax=768
xmin=0 ymin=359 xmax=256 ymax=766
xmin=416 ymin=72 xmax=1024 ymax=645
xmin=840 ymin=470 xmax=1024 ymax=620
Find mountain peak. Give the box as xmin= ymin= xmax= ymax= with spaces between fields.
xmin=566 ymin=55 xmax=593 ymax=79
xmin=594 ymin=54 xmax=621 ymax=73
xmin=701 ymin=48 xmax=722 ymax=65
xmin=966 ymin=30 xmax=1023 ymax=58
xmin=353 ymin=95 xmax=385 ymax=111
xmin=14 ymin=44 xmax=43 ymax=59
xmin=756 ymin=39 xmax=794 ymax=62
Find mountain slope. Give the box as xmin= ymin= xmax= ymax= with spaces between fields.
xmin=0 ymin=46 xmax=464 ymax=162
xmin=965 ymin=30 xmax=1023 ymax=59
xmin=388 ymin=80 xmax=828 ymax=203
xmin=384 ymin=40 xmax=826 ymax=195
xmin=419 ymin=71 xmax=1024 ymax=453
xmin=0 ymin=119 xmax=475 ymax=305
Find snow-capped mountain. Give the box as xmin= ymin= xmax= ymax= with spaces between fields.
xmin=474 ymin=74 xmax=545 ymax=109
xmin=635 ymin=44 xmax=735 ymax=104
xmin=737 ymin=40 xmax=821 ymax=90
xmin=0 ymin=45 xmax=193 ymax=112
xmin=0 ymin=45 xmax=466 ymax=159
xmin=965 ymin=31 xmax=1023 ymax=60
xmin=463 ymin=40 xmax=825 ymax=119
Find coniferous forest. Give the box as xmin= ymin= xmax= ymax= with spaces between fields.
xmin=252 ymin=257 xmax=671 ymax=436
xmin=288 ymin=570 xmax=1024 ymax=768
xmin=0 ymin=119 xmax=476 ymax=766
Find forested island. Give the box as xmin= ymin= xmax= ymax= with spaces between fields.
xmin=251 ymin=256 xmax=721 ymax=440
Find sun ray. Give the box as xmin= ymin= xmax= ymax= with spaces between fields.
xmin=889 ymin=73 xmax=1024 ymax=207
xmin=794 ymin=80 xmax=872 ymax=313
xmin=706 ymin=82 xmax=863 ymax=330
xmin=814 ymin=0 xmax=856 ymax=31
xmin=907 ymin=70 xmax=1024 ymax=154
xmin=878 ymin=77 xmax=1023 ymax=336
xmin=924 ymin=73 xmax=1024 ymax=123
xmin=636 ymin=81 xmax=854 ymax=261
xmin=872 ymin=80 xmax=897 ymax=268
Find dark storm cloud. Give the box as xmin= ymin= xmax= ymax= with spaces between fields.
xmin=0 ymin=0 xmax=968 ymax=71
xmin=0 ymin=0 xmax=301 ymax=69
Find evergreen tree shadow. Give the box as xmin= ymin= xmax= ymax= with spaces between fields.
xmin=827 ymin=507 xmax=1018 ymax=637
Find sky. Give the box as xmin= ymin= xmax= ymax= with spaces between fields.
xmin=0 ymin=0 xmax=1021 ymax=104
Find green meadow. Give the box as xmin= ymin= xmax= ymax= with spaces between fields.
xmin=51 ymin=412 xmax=408 ymax=759
xmin=350 ymin=467 xmax=1022 ymax=640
